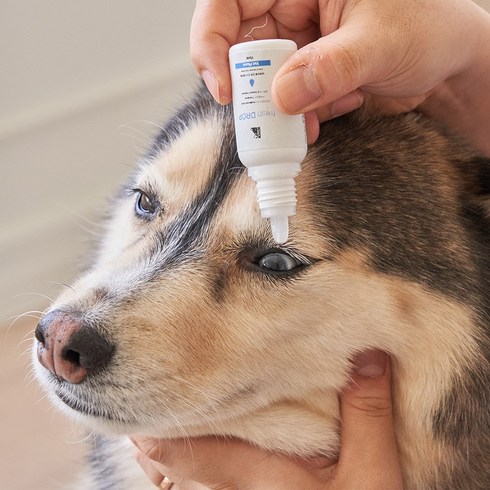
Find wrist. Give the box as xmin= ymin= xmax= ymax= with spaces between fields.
xmin=420 ymin=7 xmax=490 ymax=156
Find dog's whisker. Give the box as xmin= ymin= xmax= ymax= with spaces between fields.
xmin=50 ymin=200 xmax=104 ymax=229
xmin=170 ymin=377 xmax=228 ymax=432
xmin=170 ymin=392 xmax=216 ymax=425
xmin=8 ymin=312 xmax=42 ymax=326
xmin=6 ymin=311 xmax=43 ymax=335
xmin=173 ymin=375 xmax=223 ymax=404
xmin=25 ymin=367 xmax=38 ymax=387
xmin=21 ymin=327 xmax=37 ymax=340
xmin=66 ymin=432 xmax=94 ymax=445
xmin=117 ymin=123 xmax=154 ymax=145
xmin=13 ymin=291 xmax=54 ymax=302
xmin=48 ymin=281 xmax=76 ymax=293
xmin=68 ymin=218 xmax=101 ymax=237
xmin=119 ymin=132 xmax=151 ymax=149
xmin=34 ymin=391 xmax=52 ymax=406
xmin=18 ymin=336 xmax=37 ymax=349
xmin=139 ymin=120 xmax=165 ymax=131
xmin=7 ymin=309 xmax=44 ymax=319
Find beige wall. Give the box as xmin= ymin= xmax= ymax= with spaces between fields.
xmin=0 ymin=1 xmax=196 ymax=321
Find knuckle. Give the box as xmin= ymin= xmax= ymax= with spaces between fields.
xmin=189 ymin=43 xmax=203 ymax=70
xmin=328 ymin=41 xmax=364 ymax=90
xmin=141 ymin=439 xmax=179 ymax=467
xmin=144 ymin=440 xmax=167 ymax=462
xmin=345 ymin=394 xmax=393 ymax=418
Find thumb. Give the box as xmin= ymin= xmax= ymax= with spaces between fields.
xmin=272 ymin=24 xmax=382 ymax=115
xmin=331 ymin=350 xmax=404 ymax=490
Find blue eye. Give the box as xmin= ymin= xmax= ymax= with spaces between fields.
xmin=135 ymin=191 xmax=158 ymax=218
xmin=258 ymin=252 xmax=301 ymax=272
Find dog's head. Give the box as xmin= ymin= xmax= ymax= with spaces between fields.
xmin=33 ymin=87 xmax=490 ymax=482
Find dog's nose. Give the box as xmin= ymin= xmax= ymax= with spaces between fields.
xmin=35 ymin=309 xmax=114 ymax=384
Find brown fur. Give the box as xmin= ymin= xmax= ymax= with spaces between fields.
xmin=34 ymin=87 xmax=490 ymax=489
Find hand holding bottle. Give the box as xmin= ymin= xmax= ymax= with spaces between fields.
xmin=191 ymin=0 xmax=490 ymax=154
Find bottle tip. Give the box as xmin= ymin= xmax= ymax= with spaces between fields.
xmin=270 ymin=215 xmax=289 ymax=244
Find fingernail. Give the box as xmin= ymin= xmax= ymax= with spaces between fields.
xmin=352 ymin=349 xmax=387 ymax=378
xmin=201 ymin=70 xmax=221 ymax=103
xmin=275 ymin=66 xmax=322 ymax=113
xmin=331 ymin=91 xmax=364 ymax=118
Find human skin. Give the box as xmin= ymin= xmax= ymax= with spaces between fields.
xmin=132 ymin=350 xmax=403 ymax=490
xmin=190 ymin=0 xmax=490 ymax=155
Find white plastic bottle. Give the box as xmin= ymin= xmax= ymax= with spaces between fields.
xmin=229 ymin=39 xmax=307 ymax=244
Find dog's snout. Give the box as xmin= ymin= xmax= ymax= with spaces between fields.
xmin=35 ymin=309 xmax=114 ymax=384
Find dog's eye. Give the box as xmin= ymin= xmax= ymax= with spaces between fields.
xmin=134 ymin=191 xmax=158 ymax=218
xmin=258 ymin=252 xmax=302 ymax=273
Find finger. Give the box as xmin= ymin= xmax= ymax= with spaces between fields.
xmin=134 ymin=449 xmax=166 ymax=487
xmin=305 ymin=110 xmax=319 ymax=144
xmin=332 ymin=350 xmax=403 ymax=490
xmin=191 ymin=0 xmax=318 ymax=104
xmin=131 ymin=436 xmax=325 ymax=489
xmin=306 ymin=90 xmax=363 ymax=145
xmin=313 ymin=90 xmax=364 ymax=125
xmin=190 ymin=0 xmax=242 ymax=104
xmin=272 ymin=23 xmax=383 ymax=114
xmin=362 ymin=92 xmax=428 ymax=116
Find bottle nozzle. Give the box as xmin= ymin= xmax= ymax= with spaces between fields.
xmin=248 ymin=164 xmax=299 ymax=244
xmin=270 ymin=215 xmax=289 ymax=244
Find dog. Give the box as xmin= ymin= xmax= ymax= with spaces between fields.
xmin=33 ymin=84 xmax=490 ymax=489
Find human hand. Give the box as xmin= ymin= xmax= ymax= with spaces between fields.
xmin=190 ymin=0 xmax=490 ymax=153
xmin=132 ymin=350 xmax=403 ymax=489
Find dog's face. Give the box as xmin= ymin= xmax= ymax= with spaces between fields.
xmin=33 ymin=88 xmax=490 ymax=484
xmin=33 ymin=100 xmax=356 ymax=436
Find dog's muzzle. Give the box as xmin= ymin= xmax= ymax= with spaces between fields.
xmin=35 ymin=309 xmax=115 ymax=384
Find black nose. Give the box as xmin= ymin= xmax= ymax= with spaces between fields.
xmin=62 ymin=327 xmax=115 ymax=370
xmin=35 ymin=309 xmax=115 ymax=384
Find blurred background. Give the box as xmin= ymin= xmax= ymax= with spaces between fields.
xmin=1 ymin=1 xmax=490 ymax=489
xmin=0 ymin=2 xmax=195 ymax=488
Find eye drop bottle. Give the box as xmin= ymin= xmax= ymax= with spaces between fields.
xmin=229 ymin=39 xmax=307 ymax=244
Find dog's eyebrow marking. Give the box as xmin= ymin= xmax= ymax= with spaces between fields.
xmin=157 ymin=136 xmax=243 ymax=262
xmin=137 ymin=95 xmax=246 ymax=278
xmin=143 ymin=120 xmax=223 ymax=213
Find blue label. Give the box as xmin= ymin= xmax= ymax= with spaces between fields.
xmin=234 ymin=60 xmax=271 ymax=69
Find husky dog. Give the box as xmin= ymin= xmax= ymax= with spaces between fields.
xmin=33 ymin=85 xmax=490 ymax=489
